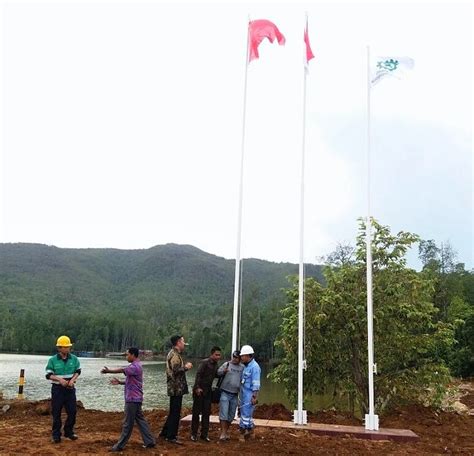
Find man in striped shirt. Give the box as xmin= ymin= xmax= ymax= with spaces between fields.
xmin=45 ymin=335 xmax=81 ymax=444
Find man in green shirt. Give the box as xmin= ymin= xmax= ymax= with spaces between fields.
xmin=45 ymin=335 xmax=81 ymax=444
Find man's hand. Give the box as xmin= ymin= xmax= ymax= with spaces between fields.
xmin=195 ymin=387 xmax=203 ymax=396
xmin=101 ymin=366 xmax=110 ymax=374
xmin=251 ymin=395 xmax=258 ymax=405
xmin=66 ymin=379 xmax=75 ymax=389
xmin=185 ymin=362 xmax=193 ymax=370
xmin=59 ymin=378 xmax=69 ymax=387
xmin=110 ymin=377 xmax=121 ymax=385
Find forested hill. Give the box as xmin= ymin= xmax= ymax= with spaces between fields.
xmin=0 ymin=243 xmax=323 ymax=358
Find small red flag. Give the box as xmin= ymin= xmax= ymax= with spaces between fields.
xmin=304 ymin=20 xmax=315 ymax=66
xmin=248 ymin=19 xmax=286 ymax=62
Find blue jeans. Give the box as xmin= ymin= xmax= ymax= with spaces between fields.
xmin=219 ymin=390 xmax=238 ymax=422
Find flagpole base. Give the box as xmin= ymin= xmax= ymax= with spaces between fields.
xmin=364 ymin=413 xmax=379 ymax=430
xmin=293 ymin=409 xmax=307 ymax=425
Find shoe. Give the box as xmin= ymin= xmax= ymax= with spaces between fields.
xmin=142 ymin=443 xmax=156 ymax=449
xmin=200 ymin=436 xmax=211 ymax=442
xmin=51 ymin=437 xmax=61 ymax=444
xmin=65 ymin=434 xmax=78 ymax=440
xmin=166 ymin=438 xmax=184 ymax=445
xmin=190 ymin=435 xmax=198 ymax=442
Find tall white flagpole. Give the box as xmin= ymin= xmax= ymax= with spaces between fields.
xmin=294 ymin=14 xmax=309 ymax=426
xmin=231 ymin=19 xmax=251 ymax=355
xmin=365 ymin=45 xmax=379 ymax=431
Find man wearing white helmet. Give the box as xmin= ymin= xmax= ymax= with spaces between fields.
xmin=238 ymin=345 xmax=261 ymax=440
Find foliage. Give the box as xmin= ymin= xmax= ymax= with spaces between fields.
xmin=419 ymin=240 xmax=474 ymax=377
xmin=271 ymin=219 xmax=455 ymax=415
xmin=0 ymin=243 xmax=323 ymax=358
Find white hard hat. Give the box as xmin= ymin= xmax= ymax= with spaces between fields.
xmin=240 ymin=345 xmax=254 ymax=355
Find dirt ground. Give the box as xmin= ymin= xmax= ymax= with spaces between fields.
xmin=1 ymin=383 xmax=473 ymax=455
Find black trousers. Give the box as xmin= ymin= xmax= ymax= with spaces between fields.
xmin=51 ymin=384 xmax=77 ymax=439
xmin=191 ymin=390 xmax=212 ymax=438
xmin=160 ymin=395 xmax=183 ymax=440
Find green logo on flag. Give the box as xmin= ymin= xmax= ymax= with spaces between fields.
xmin=376 ymin=59 xmax=399 ymax=72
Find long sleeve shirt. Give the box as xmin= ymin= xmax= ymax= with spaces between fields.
xmin=166 ymin=348 xmax=189 ymax=396
xmin=241 ymin=358 xmax=261 ymax=394
xmin=193 ymin=357 xmax=218 ymax=394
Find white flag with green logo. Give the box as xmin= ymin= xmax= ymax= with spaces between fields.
xmin=371 ymin=56 xmax=414 ymax=87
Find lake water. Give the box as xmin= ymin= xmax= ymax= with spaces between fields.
xmin=0 ymin=354 xmax=343 ymax=412
xmin=0 ymin=354 xmax=289 ymax=411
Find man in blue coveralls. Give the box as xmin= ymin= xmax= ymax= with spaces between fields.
xmin=238 ymin=345 xmax=261 ymax=441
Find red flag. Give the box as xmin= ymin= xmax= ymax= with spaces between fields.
xmin=304 ymin=19 xmax=315 ymax=66
xmin=248 ymin=19 xmax=286 ymax=62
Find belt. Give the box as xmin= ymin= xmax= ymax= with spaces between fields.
xmin=221 ymin=389 xmax=238 ymax=396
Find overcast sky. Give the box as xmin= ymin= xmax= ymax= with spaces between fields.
xmin=0 ymin=0 xmax=472 ymax=268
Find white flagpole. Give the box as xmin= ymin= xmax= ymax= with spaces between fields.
xmin=231 ymin=19 xmax=251 ymax=355
xmin=294 ymin=14 xmax=309 ymax=426
xmin=365 ymin=45 xmax=379 ymax=431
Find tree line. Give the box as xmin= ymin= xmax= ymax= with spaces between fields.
xmin=0 ymin=243 xmax=322 ymax=358
xmin=271 ymin=219 xmax=474 ymax=416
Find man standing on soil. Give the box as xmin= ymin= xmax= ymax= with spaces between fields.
xmin=45 ymin=335 xmax=81 ymax=444
xmin=217 ymin=350 xmax=244 ymax=441
xmin=239 ymin=345 xmax=261 ymax=441
xmin=190 ymin=346 xmax=222 ymax=442
xmin=101 ymin=347 xmax=156 ymax=452
xmin=159 ymin=335 xmax=193 ymax=445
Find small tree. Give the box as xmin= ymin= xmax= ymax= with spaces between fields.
xmin=271 ymin=219 xmax=454 ymax=416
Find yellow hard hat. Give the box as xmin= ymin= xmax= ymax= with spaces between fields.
xmin=56 ymin=335 xmax=73 ymax=347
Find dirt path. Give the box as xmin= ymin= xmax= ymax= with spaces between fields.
xmin=1 ymin=385 xmax=473 ymax=455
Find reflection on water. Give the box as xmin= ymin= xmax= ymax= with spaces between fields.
xmin=0 ymin=354 xmax=344 ymax=412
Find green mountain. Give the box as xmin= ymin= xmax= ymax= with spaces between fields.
xmin=0 ymin=243 xmax=323 ymax=358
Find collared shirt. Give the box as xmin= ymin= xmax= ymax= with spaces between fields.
xmin=241 ymin=358 xmax=261 ymax=393
xmin=166 ymin=348 xmax=189 ymax=396
xmin=193 ymin=357 xmax=218 ymax=394
xmin=45 ymin=353 xmax=81 ymax=384
xmin=123 ymin=359 xmax=143 ymax=403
